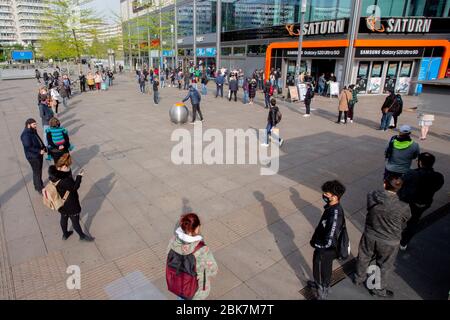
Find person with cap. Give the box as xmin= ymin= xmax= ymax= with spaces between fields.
xmin=20 ymin=119 xmax=47 ymax=194
xmin=398 ymin=152 xmax=444 ymax=250
xmin=183 ymin=85 xmax=203 ymax=124
xmin=384 ymin=125 xmax=420 ymax=179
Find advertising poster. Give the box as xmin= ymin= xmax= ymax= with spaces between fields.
xmin=371 ymin=63 xmax=383 ymax=77
xmin=368 ymin=77 xmax=382 ymax=94
xmin=397 ymin=77 xmax=411 ymax=93
xmin=400 ymin=62 xmax=412 ymax=77
xmin=298 ymin=83 xmax=307 ymax=101
xmin=330 ymin=82 xmax=340 ymax=97
xmin=384 ymin=62 xmax=398 ymax=93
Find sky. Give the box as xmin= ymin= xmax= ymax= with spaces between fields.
xmin=88 ymin=0 xmax=121 ymax=23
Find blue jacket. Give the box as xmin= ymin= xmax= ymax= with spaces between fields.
xmin=215 ymin=75 xmax=225 ymax=85
xmin=39 ymin=103 xmax=54 ymax=126
xmin=182 ymin=88 xmax=201 ymax=105
xmin=21 ymin=128 xmax=44 ymax=160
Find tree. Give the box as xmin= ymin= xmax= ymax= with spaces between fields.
xmin=39 ymin=0 xmax=104 ymax=70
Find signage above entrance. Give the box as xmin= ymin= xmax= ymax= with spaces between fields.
xmin=285 ymin=48 xmax=345 ymax=58
xmin=355 ymin=47 xmax=425 ymax=58
xmin=359 ymin=17 xmax=450 ymax=34
xmin=286 ymin=19 xmax=347 ymax=37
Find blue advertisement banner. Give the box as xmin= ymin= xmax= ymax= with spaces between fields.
xmin=196 ymin=48 xmax=216 ymax=57
xmin=162 ymin=50 xmax=175 ymax=57
xmin=416 ymin=57 xmax=441 ymax=94
xmin=12 ymin=50 xmax=33 ymax=60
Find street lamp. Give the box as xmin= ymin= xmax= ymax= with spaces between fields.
xmin=294 ymin=0 xmax=307 ymax=100
xmin=193 ymin=0 xmax=197 ymax=67
xmin=107 ymin=48 xmax=116 ymax=73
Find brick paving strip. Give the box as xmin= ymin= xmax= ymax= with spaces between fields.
xmin=0 ymin=212 xmax=15 ymax=299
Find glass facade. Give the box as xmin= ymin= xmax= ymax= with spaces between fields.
xmin=361 ymin=0 xmax=450 ymax=17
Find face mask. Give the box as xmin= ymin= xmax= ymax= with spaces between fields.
xmin=322 ymin=194 xmax=331 ymax=204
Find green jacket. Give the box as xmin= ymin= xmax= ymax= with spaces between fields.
xmin=167 ymin=225 xmax=218 ymax=300
xmin=351 ymin=89 xmax=358 ymax=105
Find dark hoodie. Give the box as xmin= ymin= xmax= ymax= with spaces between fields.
xmin=364 ymin=190 xmax=411 ymax=245
xmin=48 ymin=166 xmax=82 ymax=216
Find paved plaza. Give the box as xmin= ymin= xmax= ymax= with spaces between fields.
xmin=0 ymin=73 xmax=449 ymax=300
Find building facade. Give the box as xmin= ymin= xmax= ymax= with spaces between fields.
xmin=121 ymin=0 xmax=450 ymax=95
xmin=0 ymin=0 xmax=50 ymax=46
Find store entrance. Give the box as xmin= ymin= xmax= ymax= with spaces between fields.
xmin=311 ymin=59 xmax=336 ymax=85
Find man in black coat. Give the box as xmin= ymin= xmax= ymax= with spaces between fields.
xmin=228 ymin=76 xmax=238 ymax=102
xmin=304 ymin=83 xmax=313 ymax=117
xmin=20 ymin=119 xmax=46 ymax=193
xmin=398 ymin=152 xmax=444 ymax=250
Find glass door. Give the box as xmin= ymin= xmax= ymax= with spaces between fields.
xmin=356 ymin=61 xmax=370 ymax=93
xmin=368 ymin=61 xmax=384 ymax=94
xmin=384 ymin=61 xmax=399 ymax=93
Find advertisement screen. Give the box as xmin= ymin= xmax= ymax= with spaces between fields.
xmin=12 ymin=51 xmax=33 ymax=61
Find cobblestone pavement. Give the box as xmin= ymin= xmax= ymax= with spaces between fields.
xmin=0 ymin=74 xmax=448 ymax=300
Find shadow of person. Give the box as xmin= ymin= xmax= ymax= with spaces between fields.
xmin=182 ymin=197 xmax=193 ymax=214
xmin=253 ymin=190 xmax=313 ymax=286
xmin=71 ymin=144 xmax=100 ymax=168
xmin=81 ymin=173 xmax=116 ymax=235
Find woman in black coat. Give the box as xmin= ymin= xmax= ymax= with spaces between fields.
xmin=48 ymin=153 xmax=94 ymax=242
xmin=249 ymin=78 xmax=257 ymax=104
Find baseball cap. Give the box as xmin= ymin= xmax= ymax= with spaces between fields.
xmin=399 ymin=125 xmax=411 ymax=134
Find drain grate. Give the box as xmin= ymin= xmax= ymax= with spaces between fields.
xmin=299 ymin=259 xmax=356 ymax=300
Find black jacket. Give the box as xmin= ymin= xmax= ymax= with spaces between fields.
xmin=364 ymin=190 xmax=411 ymax=244
xmin=267 ymin=106 xmax=280 ymax=127
xmin=39 ymin=103 xmax=54 ymax=126
xmin=229 ymin=79 xmax=238 ymax=91
xmin=48 ymin=166 xmax=82 ymax=216
xmin=398 ymin=168 xmax=444 ymax=206
xmin=20 ymin=128 xmax=44 ymax=160
xmin=304 ymin=87 xmax=313 ymax=104
xmin=310 ymin=204 xmax=345 ymax=250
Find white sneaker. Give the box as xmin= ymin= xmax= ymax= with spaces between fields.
xmin=350 ymin=120 xmax=353 ymax=123
xmin=303 ymin=114 xmax=311 ymax=117
xmin=340 ymin=119 xmax=345 ymax=123
xmin=260 ymin=143 xmax=269 ymax=147
xmin=400 ymin=244 xmax=407 ymax=251
xmin=279 ymin=139 xmax=284 ymax=147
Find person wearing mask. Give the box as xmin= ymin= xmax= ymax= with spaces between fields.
xmin=20 ymin=119 xmax=47 ymax=194
xmin=58 ymin=81 xmax=69 ymax=108
xmin=261 ymin=98 xmax=283 ymax=147
xmin=228 ymin=76 xmax=238 ymax=102
xmin=384 ymin=125 xmax=420 ymax=178
xmin=215 ymin=72 xmax=225 ymax=98
xmin=304 ymin=83 xmax=313 ymax=117
xmin=337 ymin=87 xmax=352 ymax=124
xmin=398 ymin=152 xmax=444 ymax=250
xmin=353 ymin=175 xmax=410 ymax=298
xmin=183 ymin=85 xmax=203 ymax=123
xmin=87 ymin=72 xmax=95 ymax=91
xmin=309 ymin=180 xmax=346 ymax=300
xmin=48 ymin=154 xmax=94 ymax=242
xmin=166 ymin=213 xmax=218 ymax=300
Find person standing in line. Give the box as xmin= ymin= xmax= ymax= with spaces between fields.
xmin=379 ymin=90 xmax=397 ymax=131
xmin=20 ymin=119 xmax=46 ymax=194
xmin=249 ymin=78 xmax=257 ymax=104
xmin=318 ymin=73 xmax=326 ymax=96
xmin=35 ymin=69 xmax=41 ymax=83
xmin=384 ymin=125 xmax=420 ymax=178
xmin=184 ymin=71 xmax=190 ymax=90
xmin=398 ymin=152 xmax=444 ymax=250
xmin=353 ymin=175 xmax=410 ymax=298
xmin=87 ymin=72 xmax=95 ymax=91
xmin=389 ymin=93 xmax=403 ymax=129
xmin=138 ymin=72 xmax=146 ymax=94
xmin=261 ymin=98 xmax=283 ymax=147
xmin=336 ymin=86 xmax=352 ymax=124
xmin=215 ymin=72 xmax=225 ymax=98
xmin=49 ymin=86 xmax=62 ymax=116
xmin=79 ymin=72 xmax=86 ymax=93
xmin=263 ymin=80 xmax=273 ymax=109
xmin=201 ymin=73 xmax=208 ymax=95
xmin=43 ymin=70 xmax=49 ymax=87
xmin=94 ymin=71 xmax=102 ymax=91
xmin=166 ymin=213 xmax=218 ymax=300
xmin=309 ymin=180 xmax=346 ymax=300
xmin=153 ymin=78 xmax=160 ymax=105
xmin=228 ymin=76 xmax=238 ymax=102
xmin=347 ymin=84 xmax=358 ymax=123
xmin=48 ymin=154 xmax=95 ymax=242
xmin=46 ymin=117 xmax=72 ymax=165
xmin=38 ymin=88 xmax=54 ymax=154
xmin=183 ymin=85 xmax=203 ymax=124
xmin=58 ymin=81 xmax=69 ymax=108
xmin=303 ymin=83 xmax=313 ymax=117
xmin=242 ymin=78 xmax=249 ymax=104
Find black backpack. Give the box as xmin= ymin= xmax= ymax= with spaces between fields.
xmin=337 ymin=220 xmax=350 ymax=260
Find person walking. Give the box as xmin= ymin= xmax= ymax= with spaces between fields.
xmin=417 ymin=113 xmax=434 ymax=140
xmin=48 ymin=154 xmax=95 ymax=242
xmin=353 ymin=175 xmax=411 ymax=298
xmin=261 ymin=98 xmax=283 ymax=147
xmin=384 ymin=125 xmax=420 ymax=178
xmin=87 ymin=72 xmax=95 ymax=91
xmin=228 ymin=76 xmax=238 ymax=102
xmin=79 ymin=72 xmax=86 ymax=93
xmin=215 ymin=72 xmax=225 ymax=98
xmin=249 ymin=78 xmax=257 ymax=104
xmin=166 ymin=213 xmax=218 ymax=300
xmin=318 ymin=73 xmax=326 ymax=96
xmin=20 ymin=119 xmax=46 ymax=194
xmin=183 ymin=85 xmax=203 ymax=124
xmin=242 ymin=78 xmax=249 ymax=104
xmin=183 ymin=71 xmax=190 ymax=90
xmin=138 ymin=72 xmax=146 ymax=94
xmin=43 ymin=71 xmax=49 ymax=87
xmin=153 ymin=78 xmax=160 ymax=105
xmin=58 ymin=81 xmax=69 ymax=108
xmin=35 ymin=69 xmax=41 ymax=83
xmin=304 ymin=83 xmax=314 ymax=117
xmin=309 ymin=180 xmax=346 ymax=300
xmin=379 ymin=90 xmax=398 ymax=131
xmin=347 ymin=84 xmax=358 ymax=123
xmin=46 ymin=117 xmax=72 ymax=165
xmin=337 ymin=87 xmax=352 ymax=124
xmin=263 ymin=81 xmax=273 ymax=109
xmin=201 ymin=73 xmax=208 ymax=95
xmin=398 ymin=152 xmax=444 ymax=250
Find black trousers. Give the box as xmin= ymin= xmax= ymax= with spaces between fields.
xmin=348 ymin=105 xmax=354 ymax=120
xmin=192 ymin=104 xmax=203 ymax=122
xmin=338 ymin=111 xmax=348 ymax=123
xmin=305 ymin=102 xmax=311 ymax=114
xmin=28 ymin=157 xmax=44 ymax=191
xmin=80 ymin=82 xmax=86 ymax=92
xmin=392 ymin=114 xmax=399 ymax=128
xmin=60 ymin=213 xmax=86 ymax=238
xmin=313 ymin=248 xmax=337 ymax=288
xmin=354 ymin=234 xmax=399 ymax=291
xmin=229 ymin=90 xmax=237 ymax=101
xmin=400 ymin=203 xmax=430 ymax=246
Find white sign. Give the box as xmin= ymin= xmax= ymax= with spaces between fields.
xmin=330 ymin=82 xmax=340 ymax=97
xmin=369 ymin=77 xmax=382 ymax=94
xmin=298 ymin=83 xmax=307 ymax=101
xmin=397 ymin=77 xmax=411 ymax=93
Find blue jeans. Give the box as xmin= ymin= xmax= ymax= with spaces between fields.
xmin=243 ymin=91 xmax=249 ymax=104
xmin=62 ymin=97 xmax=68 ymax=108
xmin=202 ymin=83 xmax=207 ymax=95
xmin=380 ymin=112 xmax=393 ymax=130
xmin=139 ymin=83 xmax=145 ymax=93
xmin=161 ymin=79 xmax=165 ymax=88
xmin=216 ymin=84 xmax=223 ymax=97
xmin=264 ymin=94 xmax=271 ymax=108
xmin=154 ymin=91 xmax=159 ymax=104
xmin=318 ymin=85 xmax=324 ymax=95
xmin=43 ymin=125 xmax=49 ymax=147
xmin=265 ymin=122 xmax=281 ymax=145
xmin=238 ymin=78 xmax=243 ymax=88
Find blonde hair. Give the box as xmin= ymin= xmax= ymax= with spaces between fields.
xmin=56 ymin=153 xmax=72 ymax=168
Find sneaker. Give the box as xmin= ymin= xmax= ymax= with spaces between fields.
xmin=341 ymin=119 xmax=345 ymax=123
xmin=279 ymin=139 xmax=284 ymax=147
xmin=350 ymin=120 xmax=353 ymax=123
xmin=307 ymin=281 xmax=318 ymax=289
xmin=62 ymin=231 xmax=73 ymax=241
xmin=370 ymin=289 xmax=394 ymax=298
xmin=400 ymin=244 xmax=408 ymax=251
xmin=303 ymin=114 xmax=311 ymax=117
xmin=80 ymin=235 xmax=95 ymax=242
xmin=260 ymin=143 xmax=269 ymax=147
